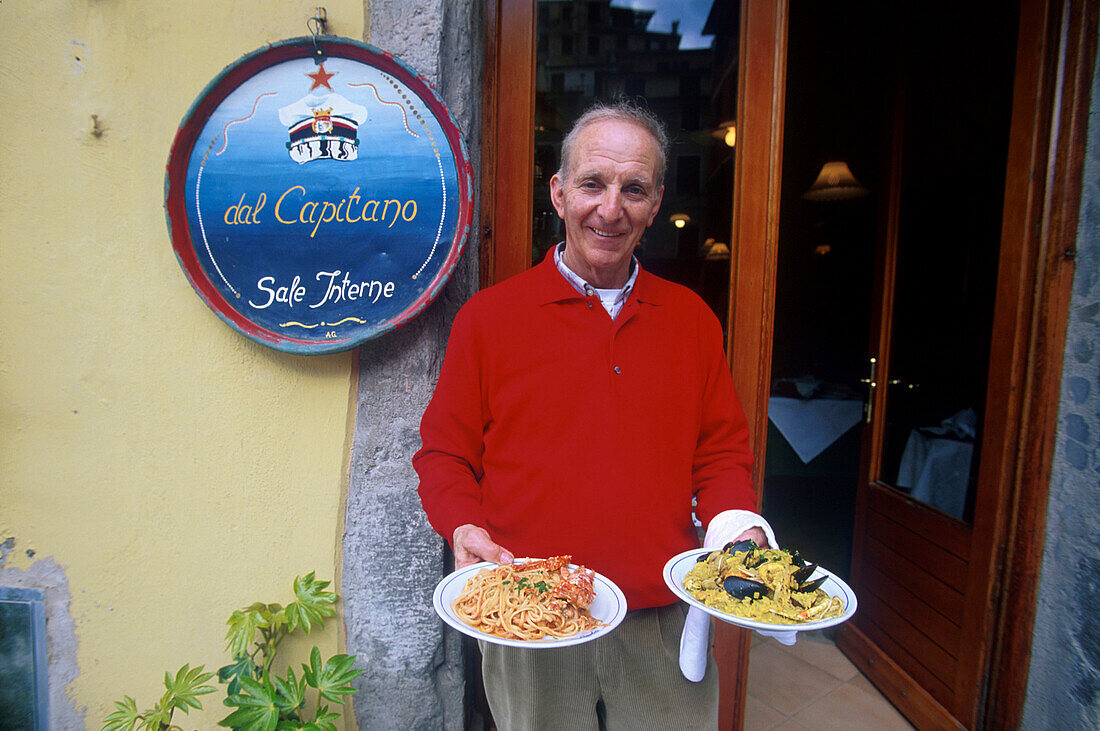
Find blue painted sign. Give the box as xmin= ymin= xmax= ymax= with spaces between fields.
xmin=165 ymin=38 xmax=473 ymax=354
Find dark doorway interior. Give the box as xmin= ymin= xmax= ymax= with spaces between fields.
xmin=762 ymin=1 xmax=887 ymax=584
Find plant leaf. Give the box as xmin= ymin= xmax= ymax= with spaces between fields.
xmin=219 ymin=654 xmax=257 ymax=697
xmin=267 ymin=603 xmax=289 ymax=634
xmin=225 ymin=606 xmax=271 ymax=658
xmin=139 ymin=701 xmax=171 ymax=730
xmin=298 ymin=722 xmax=335 ymax=731
xmin=161 ymin=663 xmax=217 ymax=715
xmin=276 ymin=722 xmax=306 ymax=731
xmin=219 ymin=676 xmax=280 ymax=731
xmin=101 ymin=696 xmax=140 ymax=731
xmin=284 ymin=572 xmax=337 ymax=635
xmin=301 ymin=650 xmax=363 ymax=705
xmin=271 ymin=665 xmax=306 ymax=716
xmin=309 ymin=703 xmax=341 ymax=731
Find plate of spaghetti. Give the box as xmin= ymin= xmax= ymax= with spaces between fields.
xmin=433 ymin=555 xmax=627 ymax=648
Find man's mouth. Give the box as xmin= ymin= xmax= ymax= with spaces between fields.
xmin=590 ymin=227 xmax=623 ymax=238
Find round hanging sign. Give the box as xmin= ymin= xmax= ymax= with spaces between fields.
xmin=165 ymin=37 xmax=473 ymax=354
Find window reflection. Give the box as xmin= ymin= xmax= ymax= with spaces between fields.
xmin=533 ymin=0 xmax=741 ymax=331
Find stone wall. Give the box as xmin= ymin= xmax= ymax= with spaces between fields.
xmin=341 ymin=1 xmax=481 ymax=729
xmin=1021 ymin=27 xmax=1100 ymax=729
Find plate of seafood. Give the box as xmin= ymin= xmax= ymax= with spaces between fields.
xmin=664 ymin=541 xmax=857 ymax=632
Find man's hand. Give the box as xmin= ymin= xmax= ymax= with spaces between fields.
xmin=453 ymin=524 xmax=514 ymax=568
xmin=733 ymin=525 xmax=769 ymax=549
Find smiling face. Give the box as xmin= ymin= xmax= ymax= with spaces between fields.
xmin=550 ymin=118 xmax=665 ymax=289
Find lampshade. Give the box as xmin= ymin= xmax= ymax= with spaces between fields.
xmin=705 ymin=242 xmax=731 ymax=260
xmin=802 ymin=161 xmax=869 ymax=201
xmin=669 ymin=213 xmax=691 ymax=228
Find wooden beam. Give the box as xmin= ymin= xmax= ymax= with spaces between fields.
xmin=480 ymin=0 xmax=536 ymax=289
xmin=719 ymin=2 xmax=788 ymax=729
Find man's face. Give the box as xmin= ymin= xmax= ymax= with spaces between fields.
xmin=550 ymin=119 xmax=664 ymax=288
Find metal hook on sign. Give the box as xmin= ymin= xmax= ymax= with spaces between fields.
xmin=308 ymin=7 xmax=328 ymax=63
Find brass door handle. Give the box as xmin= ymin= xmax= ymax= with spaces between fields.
xmin=888 ymin=378 xmax=919 ymax=391
xmin=860 ymin=357 xmax=878 ymax=424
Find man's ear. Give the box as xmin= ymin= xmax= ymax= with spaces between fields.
xmin=550 ymin=174 xmax=566 ymax=218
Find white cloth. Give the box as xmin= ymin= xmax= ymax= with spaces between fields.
xmin=896 ymin=408 xmax=976 ymax=519
xmin=767 ymin=396 xmax=864 ymax=463
xmin=678 ymin=510 xmax=795 ymax=683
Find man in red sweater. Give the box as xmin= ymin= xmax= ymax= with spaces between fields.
xmin=415 ymin=101 xmax=774 ymax=729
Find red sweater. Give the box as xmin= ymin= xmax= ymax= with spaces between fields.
xmin=414 ymin=254 xmax=757 ymax=608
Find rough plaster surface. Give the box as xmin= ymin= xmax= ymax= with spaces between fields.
xmin=1021 ymin=34 xmax=1100 ymax=729
xmin=0 ymin=554 xmax=84 ymax=729
xmin=343 ymin=1 xmax=481 ymax=728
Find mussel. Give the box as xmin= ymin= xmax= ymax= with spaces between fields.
xmin=723 ymin=575 xmax=769 ymax=600
xmin=791 ymin=562 xmax=827 ymax=593
xmin=744 ymin=550 xmax=768 ymax=570
xmin=722 ymin=539 xmax=758 ymax=554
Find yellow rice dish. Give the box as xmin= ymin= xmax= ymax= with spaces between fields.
xmin=682 ymin=541 xmax=845 ymax=625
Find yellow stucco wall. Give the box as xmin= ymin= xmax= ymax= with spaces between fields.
xmin=0 ymin=2 xmax=367 ymax=727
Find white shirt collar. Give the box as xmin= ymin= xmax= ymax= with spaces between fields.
xmin=553 ymin=243 xmax=638 ymax=319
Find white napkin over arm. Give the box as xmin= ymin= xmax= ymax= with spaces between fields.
xmin=678 ymin=509 xmax=796 ymax=682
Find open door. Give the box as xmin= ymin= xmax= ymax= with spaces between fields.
xmin=837 ymin=4 xmax=1019 ymax=726
xmin=830 ymin=1 xmax=1092 ymax=727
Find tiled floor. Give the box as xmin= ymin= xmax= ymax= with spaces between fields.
xmin=745 ymin=631 xmax=914 ymax=730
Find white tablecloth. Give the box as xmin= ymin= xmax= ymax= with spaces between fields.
xmin=767 ymin=396 xmax=864 ymax=463
xmin=895 ymin=408 xmax=977 ymax=520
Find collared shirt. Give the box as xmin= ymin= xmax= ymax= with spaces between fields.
xmin=553 ymin=242 xmax=639 ymax=320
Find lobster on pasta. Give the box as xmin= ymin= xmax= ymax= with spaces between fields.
xmin=452 ymin=555 xmax=602 ymax=640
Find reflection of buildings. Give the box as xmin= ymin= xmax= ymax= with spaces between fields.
xmin=533 ymin=0 xmax=738 ymax=326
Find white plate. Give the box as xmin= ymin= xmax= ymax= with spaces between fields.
xmin=663 ymin=548 xmax=857 ymax=632
xmin=433 ymin=560 xmax=628 ymax=648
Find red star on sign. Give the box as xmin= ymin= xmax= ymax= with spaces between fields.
xmin=307 ymin=63 xmax=335 ymax=91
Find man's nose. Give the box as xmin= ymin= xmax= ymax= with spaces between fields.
xmin=597 ymin=187 xmax=625 ymax=219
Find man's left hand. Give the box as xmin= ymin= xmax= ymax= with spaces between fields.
xmin=732 ymin=525 xmax=769 ymax=549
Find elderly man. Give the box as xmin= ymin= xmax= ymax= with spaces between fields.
xmin=415 ymin=101 xmax=773 ymax=729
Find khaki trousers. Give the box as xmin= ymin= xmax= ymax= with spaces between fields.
xmin=479 ymin=603 xmax=719 ymax=730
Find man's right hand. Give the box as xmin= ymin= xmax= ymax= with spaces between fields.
xmin=453 ymin=524 xmax=514 ymax=568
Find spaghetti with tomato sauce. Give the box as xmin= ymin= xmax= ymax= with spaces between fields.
xmin=452 ymin=556 xmax=603 ymax=640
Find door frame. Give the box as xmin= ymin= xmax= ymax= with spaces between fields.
xmin=712 ymin=2 xmax=788 ymax=727
xmin=978 ymin=0 xmax=1096 ymax=725
xmin=479 ymin=0 xmax=1093 ymax=726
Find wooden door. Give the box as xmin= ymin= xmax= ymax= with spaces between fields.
xmin=838 ymin=5 xmax=1017 ymax=726
xmin=835 ymin=1 xmax=1094 ymax=728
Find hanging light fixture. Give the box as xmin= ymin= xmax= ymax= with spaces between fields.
xmin=669 ymin=213 xmax=691 ymax=228
xmin=802 ymin=161 xmax=869 ymax=201
xmin=705 ymin=242 xmax=731 ymax=260
xmin=710 ymin=120 xmax=737 ymax=148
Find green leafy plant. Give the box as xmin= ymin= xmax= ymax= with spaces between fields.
xmin=103 ymin=573 xmax=361 ymax=731
xmin=103 ymin=665 xmax=216 ymax=731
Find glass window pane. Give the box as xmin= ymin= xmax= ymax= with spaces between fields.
xmin=879 ymin=6 xmax=1018 ymax=523
xmin=533 ymin=0 xmax=740 ymax=331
